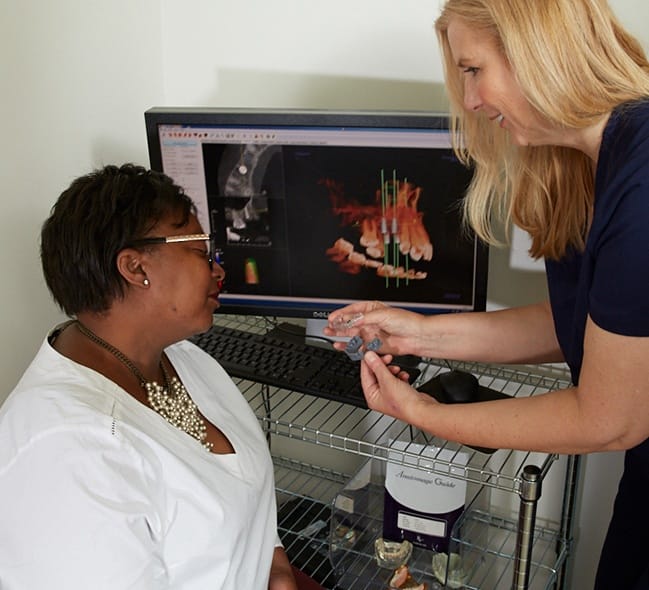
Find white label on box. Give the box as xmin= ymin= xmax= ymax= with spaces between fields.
xmin=397 ymin=511 xmax=447 ymax=537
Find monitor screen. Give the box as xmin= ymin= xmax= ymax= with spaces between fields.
xmin=144 ymin=108 xmax=488 ymax=321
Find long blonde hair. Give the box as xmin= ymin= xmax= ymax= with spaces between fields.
xmin=435 ymin=0 xmax=649 ymax=259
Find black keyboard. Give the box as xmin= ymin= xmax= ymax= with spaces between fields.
xmin=190 ymin=323 xmax=421 ymax=408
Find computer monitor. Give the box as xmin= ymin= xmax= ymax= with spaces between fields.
xmin=144 ymin=107 xmax=488 ymax=333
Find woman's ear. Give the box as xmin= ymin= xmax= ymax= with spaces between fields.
xmin=116 ymin=249 xmax=150 ymax=288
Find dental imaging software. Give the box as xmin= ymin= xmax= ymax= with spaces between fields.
xmin=145 ymin=108 xmax=488 ymax=319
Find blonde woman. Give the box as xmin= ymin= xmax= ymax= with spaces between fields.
xmin=326 ymin=1 xmax=649 ymax=587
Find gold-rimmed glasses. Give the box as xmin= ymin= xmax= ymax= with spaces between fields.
xmin=127 ymin=233 xmax=217 ymax=269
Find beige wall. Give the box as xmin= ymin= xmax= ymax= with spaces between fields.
xmin=1 ymin=1 xmax=647 ymax=588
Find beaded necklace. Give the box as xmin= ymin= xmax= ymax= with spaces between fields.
xmin=76 ymin=321 xmax=212 ymax=451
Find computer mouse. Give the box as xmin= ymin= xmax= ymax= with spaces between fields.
xmin=438 ymin=369 xmax=480 ymax=404
xmin=415 ymin=369 xmax=510 ymax=454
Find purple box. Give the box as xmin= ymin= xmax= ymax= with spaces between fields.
xmin=382 ymin=441 xmax=468 ymax=553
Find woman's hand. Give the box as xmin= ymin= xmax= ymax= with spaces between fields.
xmin=268 ymin=547 xmax=297 ymax=590
xmin=325 ymin=301 xmax=425 ymax=357
xmin=360 ymin=350 xmax=437 ymax=421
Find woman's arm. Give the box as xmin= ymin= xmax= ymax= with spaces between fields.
xmin=415 ymin=301 xmax=563 ymax=364
xmin=360 ymin=316 xmax=649 ymax=455
xmin=327 ymin=300 xmax=563 ymax=365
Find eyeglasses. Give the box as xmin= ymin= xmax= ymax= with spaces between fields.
xmin=127 ymin=233 xmax=218 ymax=269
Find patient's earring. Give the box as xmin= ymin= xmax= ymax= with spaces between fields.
xmin=143 ymin=278 xmax=150 ymax=287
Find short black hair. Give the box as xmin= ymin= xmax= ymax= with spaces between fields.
xmin=41 ymin=163 xmax=196 ymax=315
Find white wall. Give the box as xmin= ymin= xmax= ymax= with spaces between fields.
xmin=1 ymin=1 xmax=647 ymax=588
xmin=0 ymin=0 xmax=164 ymax=395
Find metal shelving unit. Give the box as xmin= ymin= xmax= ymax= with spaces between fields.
xmin=214 ymin=315 xmax=577 ymax=589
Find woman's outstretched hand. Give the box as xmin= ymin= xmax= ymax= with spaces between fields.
xmin=324 ymin=301 xmax=424 ymax=357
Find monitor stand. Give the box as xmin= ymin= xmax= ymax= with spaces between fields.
xmin=306 ymin=319 xmax=423 ymax=370
xmin=264 ymin=318 xmax=423 ymax=370
xmin=306 ymin=318 xmax=349 ymax=348
xmin=264 ymin=318 xmax=349 ymax=350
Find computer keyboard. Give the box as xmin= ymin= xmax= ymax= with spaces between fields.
xmin=189 ymin=323 xmax=421 ymax=408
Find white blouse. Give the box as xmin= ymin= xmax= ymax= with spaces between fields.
xmin=0 ymin=334 xmax=280 ymax=589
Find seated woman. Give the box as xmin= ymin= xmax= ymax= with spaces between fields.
xmin=0 ymin=164 xmax=301 ymax=589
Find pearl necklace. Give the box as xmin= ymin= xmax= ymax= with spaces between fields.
xmin=76 ymin=321 xmax=212 ymax=451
